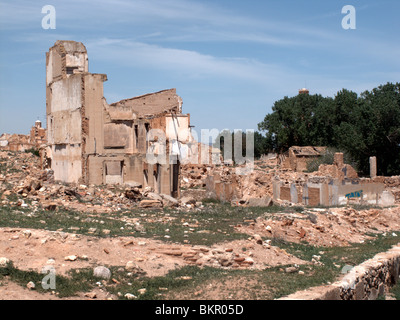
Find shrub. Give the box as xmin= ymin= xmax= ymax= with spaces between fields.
xmin=25 ymin=148 xmax=40 ymax=157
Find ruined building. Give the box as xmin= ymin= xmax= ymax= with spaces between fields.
xmin=273 ymin=152 xmax=394 ymax=207
xmin=30 ymin=120 xmax=47 ymax=147
xmin=46 ymin=40 xmax=191 ymax=197
xmin=282 ymin=146 xmax=327 ymax=172
xmin=0 ymin=120 xmax=47 ymax=152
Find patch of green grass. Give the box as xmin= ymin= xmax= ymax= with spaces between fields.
xmin=159 ymin=232 xmax=400 ymax=300
xmin=0 ymin=205 xmax=135 ymax=238
xmin=268 ymin=231 xmax=400 ymax=298
xmin=106 ymin=264 xmax=326 ymax=300
xmin=137 ymin=205 xmax=256 ymax=246
xmin=387 ymin=280 xmax=400 ymax=300
xmin=201 ymin=198 xmax=222 ymax=204
xmin=0 ymin=261 xmax=97 ymax=298
xmin=260 ymin=265 xmax=337 ymax=299
xmin=273 ymin=231 xmax=400 ymax=267
xmin=1 ymin=230 xmax=399 ymax=300
xmin=0 ymin=203 xmax=284 ymax=245
xmin=107 ymin=265 xmax=230 ymax=300
xmin=99 ymin=204 xmax=286 ymax=246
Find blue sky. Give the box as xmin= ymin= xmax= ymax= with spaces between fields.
xmin=0 ymin=0 xmax=399 ymax=135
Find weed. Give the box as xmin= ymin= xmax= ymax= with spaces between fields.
xmin=24 ymin=148 xmax=40 ymax=157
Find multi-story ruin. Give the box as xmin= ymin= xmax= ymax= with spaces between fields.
xmin=46 ymin=40 xmax=191 ymax=197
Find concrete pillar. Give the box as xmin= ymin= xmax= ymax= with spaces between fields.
xmin=370 ymin=156 xmax=377 ymax=179
xmin=334 ymin=153 xmax=344 ymax=167
xmin=290 ymin=184 xmax=298 ymax=204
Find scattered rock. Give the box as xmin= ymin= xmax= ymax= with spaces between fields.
xmin=26 ymin=281 xmax=36 ymax=290
xmin=139 ymin=199 xmax=163 ymax=208
xmin=84 ymin=292 xmax=97 ymax=299
xmin=43 ymin=202 xmax=57 ymax=211
xmin=93 ymin=266 xmax=111 ymax=280
xmin=125 ymin=261 xmax=146 ymax=275
xmin=64 ymin=255 xmax=77 ymax=261
xmin=253 ymin=234 xmax=263 ymax=244
xmin=0 ymin=257 xmax=10 ymax=267
xmin=285 ymin=266 xmax=298 ymax=273
xmin=160 ymin=194 xmax=179 ymax=207
xmin=299 ymin=228 xmax=307 ymax=239
xmin=180 ymin=196 xmax=196 ymax=205
xmin=138 ymin=288 xmax=147 ymax=295
xmin=145 ymin=192 xmax=163 ymax=201
xmin=125 ymin=293 xmax=137 ymax=300
xmin=247 ymin=197 xmax=272 ymax=207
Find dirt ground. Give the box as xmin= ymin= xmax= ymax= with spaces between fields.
xmin=1 ymin=204 xmax=400 ymax=300
xmin=1 ymin=151 xmax=400 ymax=300
xmin=0 ymin=226 xmax=305 ymax=300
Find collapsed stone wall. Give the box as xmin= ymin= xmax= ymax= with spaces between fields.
xmin=279 ymin=243 xmax=400 ymax=300
xmin=374 ymin=176 xmax=400 ymax=202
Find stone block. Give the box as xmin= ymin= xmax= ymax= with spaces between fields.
xmin=247 ymin=197 xmax=272 ymax=207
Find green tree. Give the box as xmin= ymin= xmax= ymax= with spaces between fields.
xmin=258 ymin=93 xmax=335 ymax=151
xmin=258 ymin=82 xmax=400 ymax=176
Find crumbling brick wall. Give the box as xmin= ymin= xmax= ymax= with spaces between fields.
xmin=279 ymin=243 xmax=400 ymax=300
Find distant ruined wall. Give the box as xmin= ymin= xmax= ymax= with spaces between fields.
xmin=273 ymin=152 xmax=395 ymax=207
xmin=273 ymin=178 xmax=393 ymax=207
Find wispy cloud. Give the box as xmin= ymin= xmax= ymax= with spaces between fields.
xmin=86 ymin=37 xmax=294 ymax=84
xmin=0 ymin=0 xmax=348 ymax=47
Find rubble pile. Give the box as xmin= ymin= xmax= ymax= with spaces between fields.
xmin=237 ymin=206 xmax=400 ymax=247
xmin=154 ymin=238 xmax=305 ymax=269
xmin=182 ymin=157 xmax=291 ymax=204
xmin=1 ymin=150 xmax=399 ymax=214
xmin=0 ymin=151 xmax=200 ymax=213
xmin=373 ymin=176 xmax=400 ymax=202
xmin=181 ymin=164 xmax=214 ymax=189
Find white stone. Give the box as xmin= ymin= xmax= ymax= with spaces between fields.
xmin=64 ymin=255 xmax=77 ymax=261
xmin=27 ymin=281 xmax=36 ymax=290
xmin=125 ymin=293 xmax=137 ymax=300
xmin=138 ymin=288 xmax=147 ymax=295
xmin=93 ymin=266 xmax=111 ymax=280
xmin=0 ymin=257 xmax=10 ymax=267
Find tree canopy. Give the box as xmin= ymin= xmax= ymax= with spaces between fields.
xmin=257 ymin=82 xmax=400 ymax=176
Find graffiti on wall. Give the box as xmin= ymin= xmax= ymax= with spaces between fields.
xmin=345 ymin=190 xmax=363 ymax=200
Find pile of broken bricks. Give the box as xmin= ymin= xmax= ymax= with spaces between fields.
xmin=153 ymin=244 xmax=256 ymax=269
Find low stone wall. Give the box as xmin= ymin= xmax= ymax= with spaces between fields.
xmin=279 ymin=243 xmax=400 ymax=300
xmin=273 ymin=178 xmax=395 ymax=207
